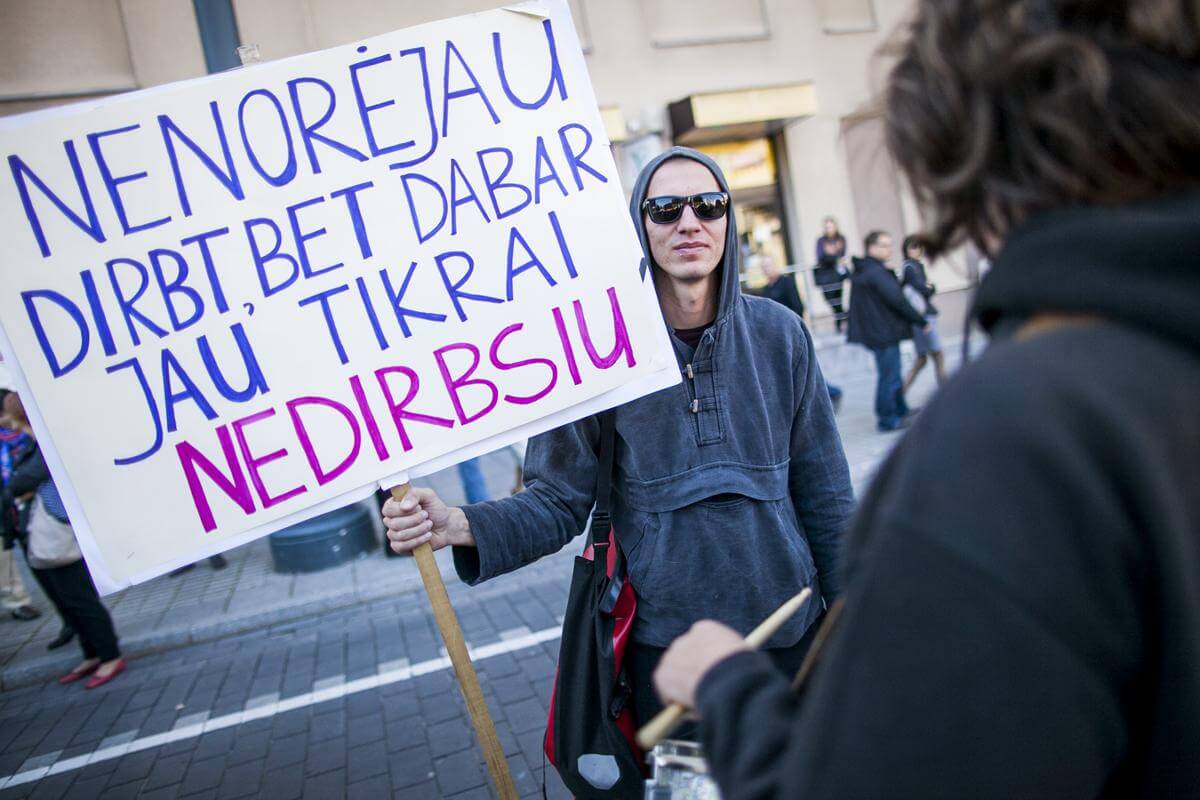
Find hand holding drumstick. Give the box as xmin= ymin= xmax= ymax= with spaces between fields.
xmin=641 ymin=588 xmax=813 ymax=750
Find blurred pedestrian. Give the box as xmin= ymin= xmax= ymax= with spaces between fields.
xmin=757 ymin=254 xmax=805 ymax=317
xmin=456 ymin=457 xmax=489 ymax=505
xmin=0 ymin=392 xmax=125 ymax=689
xmin=0 ymin=414 xmax=40 ymax=623
xmin=506 ymin=441 xmax=527 ymax=495
xmin=758 ymin=255 xmax=843 ymax=410
xmin=900 ymin=235 xmax=947 ymax=391
xmin=813 ymin=217 xmax=849 ymax=332
xmin=0 ymin=546 xmax=39 ymax=621
xmin=846 ymin=231 xmax=927 ymax=431
xmin=652 ymin=0 xmax=1200 ymax=796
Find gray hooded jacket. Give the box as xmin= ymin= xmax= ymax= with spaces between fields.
xmin=454 ymin=147 xmax=853 ymax=648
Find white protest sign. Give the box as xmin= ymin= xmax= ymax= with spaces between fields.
xmin=0 ymin=0 xmax=678 ymax=593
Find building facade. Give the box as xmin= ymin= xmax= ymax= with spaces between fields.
xmin=0 ymin=0 xmax=978 ymax=330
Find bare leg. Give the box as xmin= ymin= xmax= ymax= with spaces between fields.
xmin=95 ymin=657 xmax=124 ymax=678
xmin=932 ymin=351 xmax=948 ymax=385
xmin=903 ymin=354 xmax=928 ymax=395
xmin=70 ymin=657 xmax=100 ymax=674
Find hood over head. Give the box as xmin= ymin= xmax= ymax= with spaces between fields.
xmin=628 ymin=146 xmax=742 ymax=327
xmin=976 ymin=191 xmax=1200 ymax=353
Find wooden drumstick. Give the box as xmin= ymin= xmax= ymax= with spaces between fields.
xmin=635 ymin=587 xmax=813 ymax=750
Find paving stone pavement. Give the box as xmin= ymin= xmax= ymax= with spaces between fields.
xmin=0 ymin=558 xmax=578 ymax=800
xmin=0 ymin=453 xmax=527 ymax=690
xmin=0 ymin=294 xmax=984 ymax=798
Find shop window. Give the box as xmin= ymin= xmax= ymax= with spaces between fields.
xmin=694 ymin=138 xmax=791 ymax=290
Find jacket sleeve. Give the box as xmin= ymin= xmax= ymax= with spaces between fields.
xmin=695 ymin=651 xmax=798 ymax=800
xmin=693 ymin=518 xmax=1139 ymax=800
xmin=788 ymin=326 xmax=854 ymax=601
xmin=875 ymin=270 xmax=927 ymax=325
xmin=904 ymin=262 xmax=935 ymax=299
xmin=8 ymin=447 xmax=49 ymax=498
xmin=452 ymin=415 xmax=600 ymax=584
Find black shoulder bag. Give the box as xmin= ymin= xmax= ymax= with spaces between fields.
xmin=543 ymin=412 xmax=643 ymax=798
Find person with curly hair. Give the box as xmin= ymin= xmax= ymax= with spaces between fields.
xmin=653 ymin=1 xmax=1200 ymax=796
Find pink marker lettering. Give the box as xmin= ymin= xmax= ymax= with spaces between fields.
xmin=489 ymin=323 xmax=557 ymax=405
xmin=375 ymin=365 xmax=454 ymax=451
xmin=434 ymin=342 xmax=499 ymax=425
xmin=350 ymin=374 xmax=390 ymax=461
xmin=286 ymin=396 xmax=362 ymax=486
xmin=231 ymin=408 xmax=306 ymax=508
xmin=552 ymin=305 xmax=582 ymax=385
xmin=176 ymin=426 xmax=255 ymax=533
xmin=575 ymin=287 xmax=636 ymax=369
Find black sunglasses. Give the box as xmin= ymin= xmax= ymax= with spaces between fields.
xmin=641 ymin=192 xmax=730 ymax=224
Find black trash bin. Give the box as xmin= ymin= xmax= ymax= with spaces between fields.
xmin=268 ymin=502 xmax=377 ymax=573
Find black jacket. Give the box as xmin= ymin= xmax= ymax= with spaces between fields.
xmin=757 ymin=274 xmax=805 ymax=318
xmin=695 ymin=192 xmax=1200 ymax=799
xmin=814 ymin=235 xmax=847 ymax=287
xmin=845 ymin=256 xmax=925 ymax=349
xmin=1 ymin=443 xmax=48 ymax=548
xmin=901 ymin=257 xmax=938 ymax=316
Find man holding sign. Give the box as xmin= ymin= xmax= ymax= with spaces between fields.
xmin=384 ymin=146 xmax=853 ymax=730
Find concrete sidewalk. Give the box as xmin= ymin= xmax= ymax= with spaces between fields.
xmin=0 ymin=458 xmax=523 ymax=690
xmin=0 ymin=294 xmax=982 ymax=689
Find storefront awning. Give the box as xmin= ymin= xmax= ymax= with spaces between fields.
xmin=669 ymin=82 xmax=817 ymax=145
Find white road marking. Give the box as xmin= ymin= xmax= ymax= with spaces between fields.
xmin=498 ymin=625 xmax=533 ymax=640
xmin=0 ymin=625 xmax=562 ymax=790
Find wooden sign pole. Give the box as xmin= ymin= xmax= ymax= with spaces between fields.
xmin=230 ymin=44 xmax=514 ymax=798
xmin=390 ymin=484 xmax=518 ymax=800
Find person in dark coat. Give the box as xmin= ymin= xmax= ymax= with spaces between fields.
xmin=652 ymin=1 xmax=1200 ymax=797
xmin=757 ymin=255 xmax=805 ymax=318
xmin=845 ymin=231 xmax=927 ymax=431
xmin=756 ymin=256 xmax=843 ymax=410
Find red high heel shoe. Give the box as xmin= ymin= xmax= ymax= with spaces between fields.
xmin=58 ymin=660 xmax=100 ymax=685
xmin=85 ymin=658 xmax=126 ymax=689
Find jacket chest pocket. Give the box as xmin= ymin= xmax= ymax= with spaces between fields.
xmin=683 ymin=358 xmax=724 ymax=445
